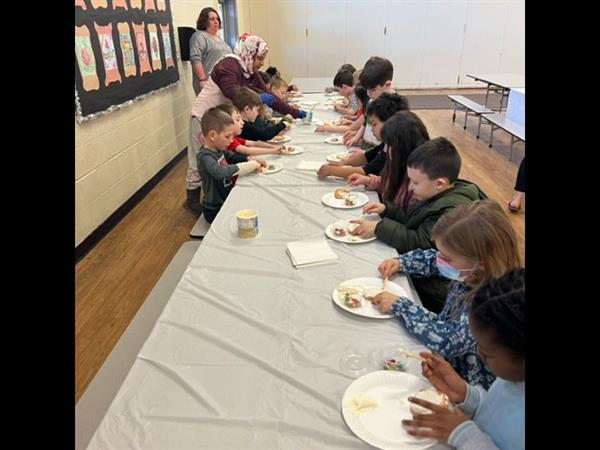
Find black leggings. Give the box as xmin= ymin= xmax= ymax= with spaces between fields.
xmin=203 ymin=207 xmax=220 ymax=224
xmin=514 ymin=157 xmax=525 ymax=192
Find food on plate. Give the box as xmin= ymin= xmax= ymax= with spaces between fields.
xmin=280 ymin=146 xmax=293 ymax=154
xmin=344 ymin=292 xmax=361 ymax=308
xmin=333 ymin=227 xmax=346 ymax=236
xmin=334 ymin=188 xmax=350 ymax=199
xmin=409 ymin=388 xmax=451 ymax=415
xmin=329 ymin=137 xmax=340 ymax=143
xmin=272 ymin=135 xmax=285 ymax=141
xmin=265 ymin=164 xmax=275 ymax=171
xmin=363 ymin=287 xmax=382 ymax=301
xmin=347 ymin=395 xmax=378 ymax=414
xmin=344 ymin=195 xmax=356 ymax=206
xmin=384 ymin=358 xmax=407 ymax=371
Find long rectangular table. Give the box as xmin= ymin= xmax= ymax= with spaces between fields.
xmin=465 ymin=73 xmax=525 ymax=112
xmin=85 ymin=93 xmax=450 ymax=450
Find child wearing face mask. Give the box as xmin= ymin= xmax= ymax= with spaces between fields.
xmin=402 ymin=268 xmax=525 ymax=450
xmin=373 ymin=200 xmax=521 ymax=389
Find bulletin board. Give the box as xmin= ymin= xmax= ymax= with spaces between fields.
xmin=75 ymin=0 xmax=179 ymax=123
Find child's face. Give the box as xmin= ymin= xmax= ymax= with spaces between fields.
xmin=243 ymin=105 xmax=261 ymax=122
xmin=231 ymin=110 xmax=244 ymax=135
xmin=367 ymin=81 xmax=392 ymax=100
xmin=470 ymin=317 xmax=525 ymax=382
xmin=435 ymin=239 xmax=480 ymax=283
xmin=407 ymin=166 xmax=449 ymax=201
xmin=339 ymin=84 xmax=353 ymax=97
xmin=368 ymin=115 xmax=384 ymax=141
xmin=210 ymin=124 xmax=235 ymax=150
xmin=271 ymin=86 xmax=287 ymax=100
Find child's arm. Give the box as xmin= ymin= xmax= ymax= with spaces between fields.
xmin=317 ymin=164 xmax=365 ymax=179
xmin=245 ymin=139 xmax=279 ymax=149
xmin=199 ymin=152 xmax=246 ymax=180
xmin=334 ymin=104 xmax=357 ymax=116
xmin=336 ymin=152 xmax=368 ymax=167
xmin=241 ymin=120 xmax=286 ymax=141
xmin=234 ymin=144 xmax=281 ymax=156
xmin=346 ymin=124 xmax=365 ymax=147
xmin=374 ymin=207 xmax=446 ymax=254
xmin=314 ymin=124 xmax=350 ymax=134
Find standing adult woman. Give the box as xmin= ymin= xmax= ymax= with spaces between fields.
xmin=189 ymin=7 xmax=232 ymax=96
xmin=184 ymin=34 xmax=306 ymax=216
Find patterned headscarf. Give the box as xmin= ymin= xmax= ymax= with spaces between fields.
xmin=234 ymin=33 xmax=268 ymax=77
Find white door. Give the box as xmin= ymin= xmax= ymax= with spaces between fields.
xmin=345 ymin=1 xmax=386 ymax=70
xmin=498 ymin=0 xmax=525 ymax=75
xmin=306 ymin=0 xmax=347 ymax=76
xmin=266 ymin=0 xmax=308 ymax=80
xmin=420 ymin=0 xmax=469 ymax=88
xmin=383 ymin=0 xmax=428 ymax=89
xmin=458 ymin=0 xmax=508 ymax=87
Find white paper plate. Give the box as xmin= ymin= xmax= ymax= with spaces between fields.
xmin=262 ymin=162 xmax=283 ymax=174
xmin=341 ymin=371 xmax=437 ymax=450
xmin=325 ymin=136 xmax=345 ymax=145
xmin=326 ymin=152 xmax=350 ymax=163
xmin=324 ymin=91 xmax=338 ymax=97
xmin=325 ymin=220 xmax=376 ymax=244
xmin=281 ymin=145 xmax=304 ymax=155
xmin=300 ymin=100 xmax=319 ymax=107
xmin=332 ymin=277 xmax=406 ymax=319
xmin=268 ymin=135 xmax=291 ymax=144
xmin=322 ymin=191 xmax=368 ymax=209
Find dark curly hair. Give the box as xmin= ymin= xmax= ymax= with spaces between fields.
xmin=470 ymin=267 xmax=525 ymax=356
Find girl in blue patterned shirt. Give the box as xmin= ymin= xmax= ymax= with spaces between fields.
xmin=372 ymin=200 xmax=521 ymax=388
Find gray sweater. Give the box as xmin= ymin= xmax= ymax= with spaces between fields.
xmin=197 ymin=147 xmax=247 ymax=213
xmin=189 ymin=30 xmax=232 ymax=96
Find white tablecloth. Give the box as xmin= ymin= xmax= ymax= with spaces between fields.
xmin=86 ymin=93 xmax=450 ymax=450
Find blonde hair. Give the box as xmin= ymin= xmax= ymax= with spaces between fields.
xmin=432 ymin=199 xmax=521 ymax=297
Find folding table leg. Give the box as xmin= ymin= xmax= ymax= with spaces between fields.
xmin=452 ymin=103 xmax=457 ymax=123
xmin=463 ymin=110 xmax=468 ymax=130
xmin=489 ymin=125 xmax=495 ymax=148
xmin=476 ymin=115 xmax=482 ymax=139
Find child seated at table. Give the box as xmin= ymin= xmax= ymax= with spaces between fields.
xmin=344 ymin=57 xmax=395 ymax=149
xmin=324 ymin=63 xmax=356 ymax=92
xmin=403 ymin=268 xmax=525 ymax=450
xmin=347 ymin=110 xmax=430 ymax=208
xmin=351 ymin=137 xmax=488 ymax=311
xmin=196 ymin=107 xmax=267 ymax=223
xmin=233 ymin=87 xmax=291 ymax=142
xmin=216 ymin=104 xmax=287 ymax=156
xmin=315 ymin=84 xmax=368 ymax=134
xmin=317 ymin=92 xmax=409 ymax=179
xmin=372 ymin=200 xmax=521 ymax=388
xmin=331 ymin=69 xmax=357 ymax=116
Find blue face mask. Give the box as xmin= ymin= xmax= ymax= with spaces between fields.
xmin=436 ymin=254 xmax=477 ymax=282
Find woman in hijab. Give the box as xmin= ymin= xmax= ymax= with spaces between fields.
xmin=184 ymin=34 xmax=306 ymax=216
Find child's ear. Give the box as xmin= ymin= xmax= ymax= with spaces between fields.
xmin=436 ymin=177 xmax=451 ymax=190
xmin=207 ymin=129 xmax=217 ymax=140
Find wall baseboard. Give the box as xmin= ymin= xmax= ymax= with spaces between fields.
xmin=75 ymin=148 xmax=187 ymax=264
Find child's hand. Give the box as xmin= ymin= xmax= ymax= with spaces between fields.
xmin=378 ymin=258 xmax=401 ymax=279
xmin=283 ymin=122 xmax=291 ymax=130
xmin=370 ymin=291 xmax=399 ymax=313
xmin=348 ymin=146 xmax=365 ymax=154
xmin=419 ymin=353 xmax=468 ymax=403
xmin=255 ymin=159 xmax=268 ymax=171
xmin=345 ymin=134 xmax=361 ymax=148
xmin=362 ymin=201 xmax=385 ymax=215
xmin=317 ymin=164 xmax=333 ymax=178
xmin=347 ymin=173 xmax=369 ymax=186
xmin=315 ymin=125 xmax=326 ymax=133
xmin=343 ymin=129 xmax=356 ymax=141
xmin=402 ymin=400 xmax=469 ymax=443
xmin=349 ymin=218 xmax=378 ymax=238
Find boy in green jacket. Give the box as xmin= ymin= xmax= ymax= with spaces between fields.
xmin=351 ymin=137 xmax=487 ymax=312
